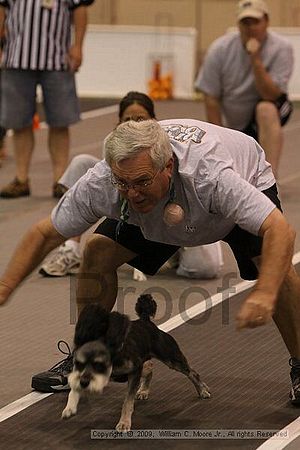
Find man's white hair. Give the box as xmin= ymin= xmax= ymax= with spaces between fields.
xmin=104 ymin=120 xmax=172 ymax=170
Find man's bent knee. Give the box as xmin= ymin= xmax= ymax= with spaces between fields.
xmin=256 ymin=101 xmax=280 ymax=124
xmin=82 ymin=233 xmax=137 ymax=272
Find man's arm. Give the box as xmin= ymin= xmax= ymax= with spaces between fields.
xmin=68 ymin=5 xmax=88 ymax=72
xmin=0 ymin=216 xmax=66 ymax=306
xmin=203 ymin=94 xmax=223 ymax=126
xmin=236 ymin=208 xmax=295 ymax=329
xmin=247 ymin=38 xmax=282 ymax=101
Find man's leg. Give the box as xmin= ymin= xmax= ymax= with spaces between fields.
xmin=256 ymin=101 xmax=283 ymax=178
xmin=272 ymin=265 xmax=300 ymax=358
xmin=48 ymin=126 xmax=70 ymax=183
xmin=253 ymin=257 xmax=300 ymax=404
xmin=0 ymin=69 xmax=37 ymax=197
xmin=76 ymin=234 xmax=138 ymax=315
xmin=42 ymin=70 xmax=80 ymax=194
xmin=273 ymin=265 xmax=300 ymax=405
xmin=14 ymin=126 xmax=35 ymax=182
xmin=0 ymin=126 xmax=34 ymax=198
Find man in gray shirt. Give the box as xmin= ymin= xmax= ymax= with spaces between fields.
xmin=195 ymin=0 xmax=294 ymax=178
xmin=0 ymin=119 xmax=299 ymax=405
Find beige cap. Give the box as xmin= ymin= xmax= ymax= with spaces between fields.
xmin=237 ymin=0 xmax=269 ymax=21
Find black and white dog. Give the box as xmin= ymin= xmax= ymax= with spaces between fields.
xmin=62 ymin=294 xmax=210 ymax=431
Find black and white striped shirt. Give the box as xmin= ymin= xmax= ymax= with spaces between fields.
xmin=0 ymin=0 xmax=94 ymax=71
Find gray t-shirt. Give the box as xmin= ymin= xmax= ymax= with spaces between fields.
xmin=195 ymin=31 xmax=294 ymax=130
xmin=52 ymin=119 xmax=276 ymax=246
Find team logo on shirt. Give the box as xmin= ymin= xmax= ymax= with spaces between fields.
xmin=162 ymin=124 xmax=206 ymax=143
xmin=185 ymin=225 xmax=196 ymax=233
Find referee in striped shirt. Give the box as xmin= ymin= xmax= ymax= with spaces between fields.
xmin=0 ymin=0 xmax=94 ymax=198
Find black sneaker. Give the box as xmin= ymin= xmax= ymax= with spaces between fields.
xmin=31 ymin=341 xmax=73 ymax=393
xmin=289 ymin=358 xmax=300 ymax=405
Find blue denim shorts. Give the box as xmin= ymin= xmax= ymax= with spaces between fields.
xmin=0 ymin=69 xmax=80 ymax=129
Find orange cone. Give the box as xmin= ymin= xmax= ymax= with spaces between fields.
xmin=33 ymin=113 xmax=40 ymax=130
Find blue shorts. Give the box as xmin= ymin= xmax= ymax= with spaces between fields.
xmin=0 ymin=69 xmax=80 ymax=129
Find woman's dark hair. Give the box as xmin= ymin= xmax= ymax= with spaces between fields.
xmin=118 ymin=91 xmax=156 ymax=121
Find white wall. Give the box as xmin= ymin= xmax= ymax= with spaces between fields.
xmin=272 ymin=28 xmax=300 ymax=100
xmin=76 ymin=25 xmax=197 ymax=99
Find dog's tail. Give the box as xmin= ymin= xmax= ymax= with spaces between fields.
xmin=135 ymin=294 xmax=157 ymax=321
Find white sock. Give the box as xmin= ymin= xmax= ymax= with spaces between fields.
xmin=64 ymin=239 xmax=81 ymax=257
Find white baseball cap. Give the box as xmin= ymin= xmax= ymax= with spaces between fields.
xmin=237 ymin=0 xmax=269 ymax=21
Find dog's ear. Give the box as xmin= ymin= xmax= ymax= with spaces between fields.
xmin=106 ymin=312 xmax=130 ymax=354
xmin=74 ymin=304 xmax=110 ymax=348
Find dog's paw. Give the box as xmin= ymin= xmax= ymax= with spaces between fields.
xmin=199 ymin=382 xmax=211 ymax=399
xmin=135 ymin=389 xmax=150 ymax=400
xmin=133 ymin=268 xmax=147 ymax=281
xmin=115 ymin=420 xmax=131 ymax=432
xmin=61 ymin=407 xmax=77 ymax=419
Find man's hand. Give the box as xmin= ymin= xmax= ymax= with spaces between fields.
xmin=68 ymin=44 xmax=82 ymax=72
xmin=236 ymin=290 xmax=275 ymax=330
xmin=246 ymin=37 xmax=261 ymax=55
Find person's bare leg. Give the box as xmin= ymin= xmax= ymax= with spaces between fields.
xmin=256 ymin=101 xmax=283 ymax=179
xmin=76 ymin=234 xmax=138 ymax=315
xmin=253 ymin=254 xmax=300 ymax=358
xmin=48 ymin=126 xmax=69 ymax=182
xmin=272 ymin=265 xmax=300 ymax=359
xmin=14 ymin=126 xmax=35 ymax=182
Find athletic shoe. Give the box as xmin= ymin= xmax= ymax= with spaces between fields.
xmin=31 ymin=341 xmax=72 ymax=393
xmin=0 ymin=178 xmax=30 ymax=198
xmin=39 ymin=244 xmax=81 ymax=277
xmin=289 ymin=358 xmax=300 ymax=405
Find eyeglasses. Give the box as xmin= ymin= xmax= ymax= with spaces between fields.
xmin=111 ymin=170 xmax=160 ymax=192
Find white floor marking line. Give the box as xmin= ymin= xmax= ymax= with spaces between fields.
xmin=0 ymin=392 xmax=52 ymax=422
xmin=80 ymin=104 xmax=119 ymax=120
xmin=38 ymin=104 xmax=119 ymax=129
xmin=160 ymin=252 xmax=299 ymax=333
xmin=1 ymin=251 xmax=299 ymax=426
xmin=256 ymin=416 xmax=300 ymax=450
xmin=159 ymin=279 xmax=255 ymax=333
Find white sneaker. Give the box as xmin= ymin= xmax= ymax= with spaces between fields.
xmin=39 ymin=244 xmax=81 ymax=277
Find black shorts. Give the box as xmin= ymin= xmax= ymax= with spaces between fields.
xmin=94 ymin=184 xmax=281 ymax=280
xmin=222 ymin=183 xmax=282 ymax=280
xmin=94 ymin=219 xmax=180 ymax=276
xmin=242 ymin=94 xmax=293 ymax=141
